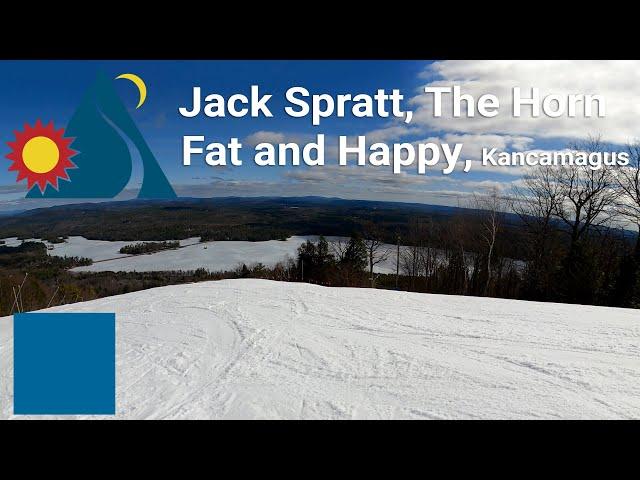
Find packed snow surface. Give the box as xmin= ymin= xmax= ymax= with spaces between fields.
xmin=1 ymin=279 xmax=638 ymax=419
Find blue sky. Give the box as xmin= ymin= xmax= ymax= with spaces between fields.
xmin=0 ymin=60 xmax=632 ymax=211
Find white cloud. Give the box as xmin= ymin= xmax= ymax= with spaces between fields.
xmin=460 ymin=179 xmax=511 ymax=191
xmin=244 ymin=131 xmax=311 ymax=147
xmin=285 ymin=164 xmax=453 ymax=186
xmin=359 ymin=125 xmax=422 ymax=144
xmin=384 ymin=133 xmax=534 ymax=176
xmin=410 ymin=60 xmax=640 ymax=145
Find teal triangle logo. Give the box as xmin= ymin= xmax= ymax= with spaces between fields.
xmin=20 ymin=72 xmax=176 ymax=199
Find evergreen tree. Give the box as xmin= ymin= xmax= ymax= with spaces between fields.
xmin=343 ymin=235 xmax=367 ymax=272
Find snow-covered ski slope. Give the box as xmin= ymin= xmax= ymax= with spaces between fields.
xmin=1 ymin=279 xmax=638 ymax=419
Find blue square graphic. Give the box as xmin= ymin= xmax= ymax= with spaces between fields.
xmin=14 ymin=313 xmax=115 ymax=415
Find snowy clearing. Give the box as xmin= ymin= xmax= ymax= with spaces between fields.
xmin=1 ymin=279 xmax=638 ymax=419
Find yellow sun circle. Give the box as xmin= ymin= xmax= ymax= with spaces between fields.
xmin=22 ymin=136 xmax=60 ymax=173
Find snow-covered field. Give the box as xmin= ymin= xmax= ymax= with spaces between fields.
xmin=2 ymin=235 xmax=400 ymax=274
xmin=1 ymin=279 xmax=638 ymax=419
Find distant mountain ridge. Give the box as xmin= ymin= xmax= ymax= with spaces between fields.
xmin=10 ymin=196 xmax=479 ymax=217
xmin=0 ymin=196 xmax=507 ymax=244
xmin=0 ymin=196 xmax=635 ymax=248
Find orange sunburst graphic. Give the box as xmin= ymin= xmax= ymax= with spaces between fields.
xmin=6 ymin=120 xmax=77 ymax=193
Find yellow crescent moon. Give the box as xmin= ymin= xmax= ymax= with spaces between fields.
xmin=115 ymin=73 xmax=147 ymax=109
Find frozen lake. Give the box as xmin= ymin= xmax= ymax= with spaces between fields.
xmin=1 ymin=236 xmax=200 ymax=262
xmin=2 ymin=235 xmax=400 ymax=274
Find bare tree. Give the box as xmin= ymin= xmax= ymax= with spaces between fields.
xmin=552 ymin=136 xmax=619 ymax=251
xmin=616 ymin=143 xmax=640 ymax=252
xmin=509 ymin=165 xmax=562 ymax=298
xmin=511 ymin=165 xmax=561 ymax=234
xmin=543 ymin=136 xmax=622 ymax=303
xmin=362 ymin=222 xmax=391 ymax=288
xmin=443 ymin=215 xmax=470 ymax=295
xmin=401 ymin=245 xmax=421 ymax=280
xmin=395 ymin=231 xmax=401 ymax=289
xmin=400 ymin=217 xmax=438 ymax=291
xmin=329 ymin=237 xmax=349 ymax=263
xmin=10 ymin=272 xmax=28 ymax=314
xmin=613 ymin=143 xmax=640 ymax=305
xmin=511 ymin=166 xmax=560 ymax=244
xmin=473 ymin=187 xmax=505 ymax=296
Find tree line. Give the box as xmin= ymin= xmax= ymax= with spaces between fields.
xmin=263 ymin=137 xmax=640 ymax=308
xmin=505 ymin=137 xmax=640 ymax=307
xmin=119 ymin=241 xmax=180 ymax=255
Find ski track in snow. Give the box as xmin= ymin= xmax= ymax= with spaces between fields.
xmin=1 ymin=279 xmax=639 ymax=419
